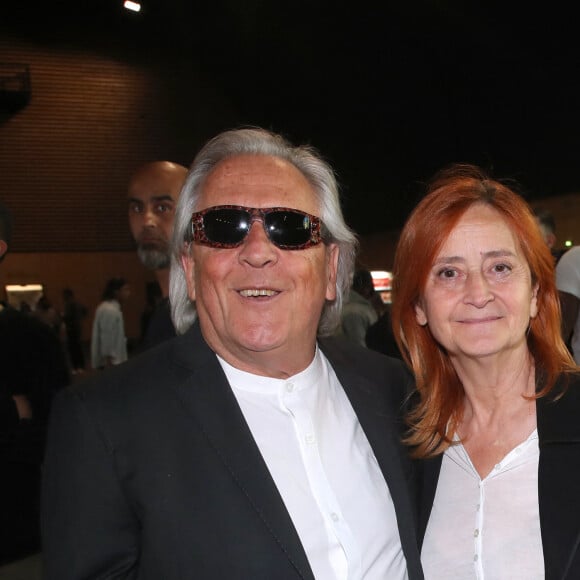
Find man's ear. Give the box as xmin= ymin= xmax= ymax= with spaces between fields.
xmin=0 ymin=240 xmax=7 ymax=260
xmin=325 ymin=244 xmax=339 ymax=301
xmin=181 ymin=251 xmax=196 ymax=301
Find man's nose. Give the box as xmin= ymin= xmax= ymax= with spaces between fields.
xmin=238 ymin=220 xmax=278 ymax=267
xmin=143 ymin=206 xmax=157 ymax=227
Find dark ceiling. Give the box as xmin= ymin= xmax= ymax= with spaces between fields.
xmin=4 ymin=0 xmax=580 ymax=235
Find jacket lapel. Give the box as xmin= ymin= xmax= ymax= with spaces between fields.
xmin=537 ymin=375 xmax=580 ymax=580
xmin=415 ymin=455 xmax=442 ymax=549
xmin=169 ymin=323 xmax=315 ymax=580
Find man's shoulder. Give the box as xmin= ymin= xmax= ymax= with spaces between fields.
xmin=319 ymin=334 xmax=412 ymax=390
xmin=67 ymin=329 xmax=205 ymax=406
xmin=72 ymin=348 xmax=157 ymax=397
xmin=321 ymin=333 xmax=407 ymax=368
xmin=319 ymin=335 xmax=414 ymax=420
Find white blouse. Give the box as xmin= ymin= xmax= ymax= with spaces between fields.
xmin=421 ymin=429 xmax=544 ymax=580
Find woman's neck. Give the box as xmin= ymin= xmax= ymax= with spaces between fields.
xmin=453 ymin=351 xmax=537 ymax=478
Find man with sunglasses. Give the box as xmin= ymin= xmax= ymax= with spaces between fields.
xmin=42 ymin=129 xmax=423 ymax=580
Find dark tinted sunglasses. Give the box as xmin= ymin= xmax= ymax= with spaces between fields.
xmin=189 ymin=205 xmax=327 ymax=250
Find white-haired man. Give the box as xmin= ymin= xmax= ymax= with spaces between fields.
xmin=42 ymin=129 xmax=423 ymax=580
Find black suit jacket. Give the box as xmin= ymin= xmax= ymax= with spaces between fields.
xmin=416 ymin=374 xmax=580 ymax=580
xmin=42 ymin=322 xmax=423 ymax=579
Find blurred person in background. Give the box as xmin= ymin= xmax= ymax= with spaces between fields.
xmin=90 ymin=277 xmax=130 ymax=369
xmin=33 ymin=294 xmax=62 ymax=336
xmin=533 ymin=207 xmax=566 ymax=264
xmin=61 ymin=287 xmax=87 ymax=374
xmin=336 ymin=268 xmax=378 ymax=347
xmin=127 ymin=160 xmax=188 ymax=349
xmin=366 ymin=301 xmax=401 ymax=359
xmin=556 ymin=245 xmax=580 ymax=364
xmin=0 ymin=201 xmax=69 ymax=564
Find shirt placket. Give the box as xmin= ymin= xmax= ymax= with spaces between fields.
xmin=474 ymin=479 xmax=485 ymax=579
xmin=280 ymin=380 xmax=361 ymax=580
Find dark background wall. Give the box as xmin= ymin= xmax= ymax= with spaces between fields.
xmin=3 ymin=1 xmax=580 ymax=340
xmin=0 ymin=29 xmax=240 ymax=339
xmin=0 ymin=36 xmax=238 ymax=253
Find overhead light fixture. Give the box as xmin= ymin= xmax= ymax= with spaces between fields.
xmin=124 ymin=1 xmax=141 ymax=12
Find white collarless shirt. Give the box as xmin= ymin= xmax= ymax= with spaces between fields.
xmin=217 ymin=347 xmax=408 ymax=580
xmin=421 ymin=429 xmax=544 ymax=580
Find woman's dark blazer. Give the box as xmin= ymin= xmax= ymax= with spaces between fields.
xmin=41 ymin=321 xmax=424 ymax=580
xmin=416 ymin=374 xmax=580 ymax=580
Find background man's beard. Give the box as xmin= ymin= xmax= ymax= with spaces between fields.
xmin=137 ymin=246 xmax=170 ymax=270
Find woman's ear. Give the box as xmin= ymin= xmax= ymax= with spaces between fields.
xmin=530 ymin=283 xmax=539 ymax=319
xmin=415 ymin=302 xmax=428 ymax=326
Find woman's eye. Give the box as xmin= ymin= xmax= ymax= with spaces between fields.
xmin=492 ymin=263 xmax=512 ymax=273
xmin=437 ymin=268 xmax=457 ymax=279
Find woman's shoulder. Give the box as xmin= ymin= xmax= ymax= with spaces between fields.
xmin=545 ymin=372 xmax=580 ymax=401
xmin=537 ymin=372 xmax=580 ymax=441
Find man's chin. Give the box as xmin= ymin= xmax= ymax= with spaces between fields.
xmin=137 ymin=247 xmax=170 ymax=270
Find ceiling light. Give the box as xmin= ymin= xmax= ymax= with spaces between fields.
xmin=123 ymin=1 xmax=141 ymax=12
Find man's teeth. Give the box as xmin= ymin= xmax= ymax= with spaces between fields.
xmin=239 ymin=289 xmax=277 ymax=297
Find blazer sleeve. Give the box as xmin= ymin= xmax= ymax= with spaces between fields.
xmin=41 ymin=387 xmax=140 ymax=579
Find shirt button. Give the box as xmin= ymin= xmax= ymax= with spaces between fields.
xmin=331 ymin=513 xmax=339 ymax=522
xmin=474 ymin=529 xmax=479 ymax=537
xmin=305 ymin=434 xmax=315 ymax=445
xmin=495 ymin=463 xmax=501 ymax=470
xmin=474 ymin=554 xmax=478 ymax=562
xmin=285 ymin=383 xmax=294 ymax=393
xmin=476 ymin=504 xmax=480 ymax=511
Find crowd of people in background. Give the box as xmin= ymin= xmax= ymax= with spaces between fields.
xmin=0 ymin=203 xmax=70 ymax=565
xmin=0 ymin=156 xmax=188 ymax=567
xmin=2 ymin=128 xmax=580 ymax=578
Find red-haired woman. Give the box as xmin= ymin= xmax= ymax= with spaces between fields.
xmin=392 ymin=164 xmax=579 ymax=579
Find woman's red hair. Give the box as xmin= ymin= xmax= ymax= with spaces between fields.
xmin=391 ymin=164 xmax=576 ymax=458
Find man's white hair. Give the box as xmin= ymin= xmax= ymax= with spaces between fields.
xmin=169 ymin=127 xmax=358 ymax=336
